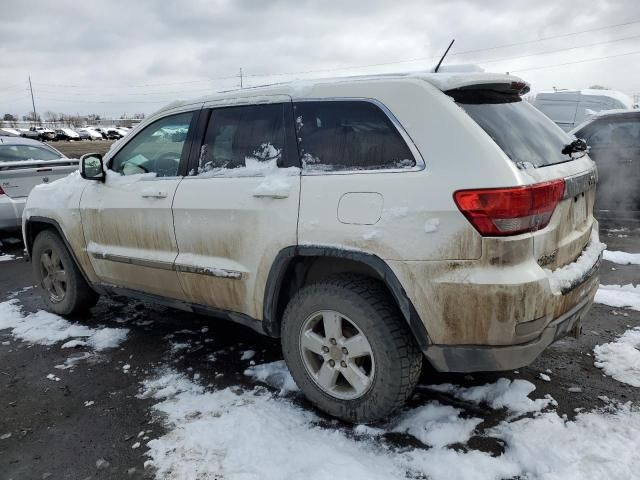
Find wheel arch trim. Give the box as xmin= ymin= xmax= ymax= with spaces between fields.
xmin=263 ymin=245 xmax=432 ymax=351
xmin=24 ymin=216 xmax=99 ymax=291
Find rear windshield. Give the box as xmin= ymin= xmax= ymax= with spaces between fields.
xmin=449 ymin=89 xmax=575 ymax=168
xmin=0 ymin=145 xmax=61 ymax=162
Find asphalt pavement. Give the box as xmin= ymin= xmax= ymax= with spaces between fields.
xmin=0 ymin=223 xmax=638 ymax=480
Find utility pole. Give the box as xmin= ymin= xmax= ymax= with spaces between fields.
xmin=239 ymin=68 xmax=243 ymax=88
xmin=28 ymin=75 xmax=37 ymax=125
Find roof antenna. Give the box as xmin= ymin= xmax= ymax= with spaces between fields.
xmin=434 ymin=39 xmax=455 ymax=73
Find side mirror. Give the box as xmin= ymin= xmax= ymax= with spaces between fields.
xmin=80 ymin=153 xmax=105 ymax=182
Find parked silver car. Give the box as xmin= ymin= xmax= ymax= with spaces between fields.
xmin=0 ymin=137 xmax=78 ymax=230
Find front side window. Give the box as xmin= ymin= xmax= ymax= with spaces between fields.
xmin=0 ymin=145 xmax=62 ymax=162
xmin=294 ymin=101 xmax=416 ymax=172
xmin=110 ymin=112 xmax=193 ymax=177
xmin=193 ymin=103 xmax=290 ymax=176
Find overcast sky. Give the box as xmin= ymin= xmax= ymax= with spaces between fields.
xmin=1 ymin=0 xmax=639 ymax=118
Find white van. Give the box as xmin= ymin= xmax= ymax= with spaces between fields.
xmin=534 ymin=89 xmax=634 ymax=131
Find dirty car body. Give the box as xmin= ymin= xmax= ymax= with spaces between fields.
xmin=22 ymin=70 xmax=602 ymax=421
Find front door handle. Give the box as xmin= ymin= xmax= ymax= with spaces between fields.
xmin=141 ymin=190 xmax=168 ymax=199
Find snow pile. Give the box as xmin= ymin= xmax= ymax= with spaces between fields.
xmin=240 ymin=349 xmax=255 ymax=361
xmin=362 ymin=230 xmax=382 ymax=240
xmin=29 ymin=169 xmax=83 ymax=212
xmin=424 ymin=217 xmax=440 ymax=233
xmin=193 ymin=147 xmax=300 ymax=198
xmin=603 ymin=250 xmax=640 ymax=265
xmin=427 ymin=378 xmax=555 ymax=414
xmin=384 ymin=206 xmax=409 ymax=218
xmin=595 ymin=284 xmax=640 ymax=311
xmin=0 ymin=300 xmax=128 ymax=351
xmin=544 ymin=231 xmax=605 ymax=293
xmin=195 ymin=144 xmax=298 ymax=179
xmin=141 ymin=369 xmax=640 ymax=480
xmin=392 ymin=403 xmax=482 ymax=448
xmin=490 ymin=403 xmax=640 ymax=480
xmin=244 ymin=360 xmax=299 ymax=394
xmin=141 ymin=370 xmax=402 ymax=480
xmin=0 ymin=254 xmax=15 ymax=262
xmin=105 ymin=170 xmax=156 ymax=187
xmin=594 ymin=327 xmax=640 ymax=387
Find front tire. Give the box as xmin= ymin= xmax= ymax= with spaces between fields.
xmin=32 ymin=230 xmax=99 ymax=315
xmin=281 ymin=274 xmax=422 ymax=423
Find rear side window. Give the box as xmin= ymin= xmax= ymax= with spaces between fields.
xmin=194 ymin=103 xmax=294 ymax=176
xmin=577 ymin=118 xmax=640 ymax=147
xmin=0 ymin=145 xmax=61 ymax=162
xmin=294 ymin=101 xmax=415 ymax=172
xmin=450 ymin=90 xmax=574 ymax=168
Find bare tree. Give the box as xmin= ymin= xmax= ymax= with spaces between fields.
xmin=23 ymin=112 xmax=41 ymax=123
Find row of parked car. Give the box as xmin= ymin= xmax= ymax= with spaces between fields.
xmin=0 ymin=125 xmax=131 ymax=142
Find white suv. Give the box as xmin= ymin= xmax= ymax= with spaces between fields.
xmin=23 ymin=71 xmax=603 ymax=422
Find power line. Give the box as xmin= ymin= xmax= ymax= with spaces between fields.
xmin=244 ymin=18 xmax=640 ymax=78
xmin=22 ymin=18 xmax=640 ymax=91
xmin=32 ymin=96 xmax=172 ymax=105
xmin=34 ymin=74 xmax=239 ymax=90
xmin=511 ymin=49 xmax=640 ymax=72
xmin=478 ymin=33 xmax=640 ymax=65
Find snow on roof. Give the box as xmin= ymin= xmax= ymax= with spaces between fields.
xmin=580 ymin=89 xmax=634 ymax=107
xmin=586 ymin=108 xmax=640 ymax=119
xmin=152 ymin=68 xmax=527 ymax=116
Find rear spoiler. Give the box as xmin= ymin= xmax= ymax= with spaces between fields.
xmin=446 ymin=81 xmax=530 ymax=96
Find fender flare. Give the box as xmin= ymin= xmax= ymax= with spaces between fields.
xmin=262 ymin=245 xmax=431 ymax=352
xmin=24 ymin=216 xmax=97 ymax=290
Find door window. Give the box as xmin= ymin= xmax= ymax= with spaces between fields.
xmin=579 ymin=119 xmax=640 ymax=147
xmin=293 ymin=101 xmax=416 ymax=172
xmin=193 ymin=103 xmax=293 ymax=176
xmin=110 ymin=112 xmax=193 ymax=177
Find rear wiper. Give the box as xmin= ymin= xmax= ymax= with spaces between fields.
xmin=562 ymin=138 xmax=588 ymax=157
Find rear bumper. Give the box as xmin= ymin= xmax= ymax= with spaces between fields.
xmin=0 ymin=196 xmax=26 ymax=230
xmin=425 ymin=283 xmax=597 ymax=372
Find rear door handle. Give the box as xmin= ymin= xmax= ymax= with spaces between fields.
xmin=252 ymin=192 xmax=289 ymax=199
xmin=141 ymin=190 xmax=168 ymax=199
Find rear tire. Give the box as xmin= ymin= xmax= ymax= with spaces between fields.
xmin=281 ymin=274 xmax=422 ymax=423
xmin=32 ymin=230 xmax=99 ymax=315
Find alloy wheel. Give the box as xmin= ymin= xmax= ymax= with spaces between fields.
xmin=40 ymin=249 xmax=67 ymax=303
xmin=299 ymin=310 xmax=375 ymax=400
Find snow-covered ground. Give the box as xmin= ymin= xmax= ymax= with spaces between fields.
xmin=0 ymin=299 xmax=128 ymax=352
xmin=595 ymin=284 xmax=640 ymax=311
xmin=139 ymin=366 xmax=640 ymax=480
xmin=594 ymin=327 xmax=640 ymax=387
xmin=2 ymin=238 xmax=640 ymax=480
xmin=603 ymin=250 xmax=640 ymax=265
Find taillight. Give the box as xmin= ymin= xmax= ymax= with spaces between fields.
xmin=453 ymin=179 xmax=565 ymax=236
xmin=0 ymin=185 xmax=5 ymax=196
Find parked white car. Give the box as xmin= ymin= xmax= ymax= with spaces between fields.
xmin=77 ymin=128 xmax=103 ymax=140
xmin=0 ymin=137 xmax=77 ymax=230
xmin=534 ymin=89 xmax=634 ymax=131
xmin=23 ymin=71 xmax=602 ymax=422
xmin=0 ymin=127 xmax=22 ymax=137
